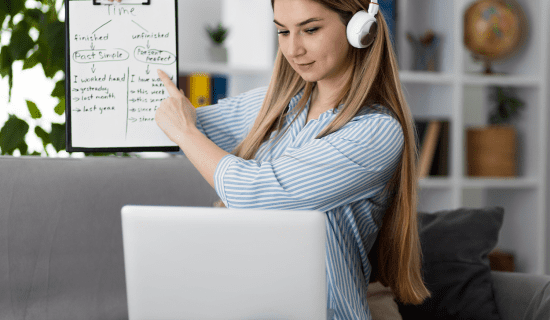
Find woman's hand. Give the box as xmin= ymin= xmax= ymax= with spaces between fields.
xmin=155 ymin=69 xmax=197 ymax=145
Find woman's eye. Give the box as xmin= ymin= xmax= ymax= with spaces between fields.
xmin=277 ymin=28 xmax=319 ymax=36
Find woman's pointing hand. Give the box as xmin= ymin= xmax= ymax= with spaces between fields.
xmin=155 ymin=69 xmax=197 ymax=145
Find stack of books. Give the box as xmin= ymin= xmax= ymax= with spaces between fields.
xmin=179 ymin=73 xmax=228 ymax=108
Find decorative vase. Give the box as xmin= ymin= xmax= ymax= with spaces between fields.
xmin=466 ymin=125 xmax=517 ymax=177
xmin=407 ymin=31 xmax=441 ymax=72
xmin=209 ymin=45 xmax=227 ymax=63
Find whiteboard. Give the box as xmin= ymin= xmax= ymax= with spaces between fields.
xmin=66 ymin=0 xmax=179 ymax=152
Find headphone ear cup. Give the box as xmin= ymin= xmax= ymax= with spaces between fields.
xmin=361 ymin=21 xmax=378 ymax=47
xmin=346 ymin=10 xmax=378 ymax=49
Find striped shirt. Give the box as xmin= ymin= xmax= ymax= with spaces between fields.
xmin=195 ymin=86 xmax=404 ymax=320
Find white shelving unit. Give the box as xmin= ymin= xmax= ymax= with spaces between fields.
xmin=397 ymin=0 xmax=549 ymax=275
xmin=178 ymin=0 xmax=549 ymax=274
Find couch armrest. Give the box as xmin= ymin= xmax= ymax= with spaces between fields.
xmin=491 ymin=271 xmax=550 ymax=320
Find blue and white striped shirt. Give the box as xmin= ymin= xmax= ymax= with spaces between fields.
xmin=195 ymin=86 xmax=404 ymax=320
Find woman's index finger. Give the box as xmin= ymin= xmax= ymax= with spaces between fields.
xmin=157 ymin=69 xmax=181 ymax=97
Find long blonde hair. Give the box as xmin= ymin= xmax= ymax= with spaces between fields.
xmin=213 ymin=0 xmax=430 ymax=305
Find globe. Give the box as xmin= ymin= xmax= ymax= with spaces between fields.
xmin=464 ymin=0 xmax=528 ymax=74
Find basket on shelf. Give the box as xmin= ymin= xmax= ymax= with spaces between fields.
xmin=466 ymin=86 xmax=525 ymax=177
xmin=467 ymin=125 xmax=516 ymax=177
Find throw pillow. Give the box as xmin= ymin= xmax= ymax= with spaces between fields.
xmin=398 ymin=206 xmax=504 ymax=320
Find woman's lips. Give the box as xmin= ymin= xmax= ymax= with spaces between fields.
xmin=297 ymin=61 xmax=315 ymax=70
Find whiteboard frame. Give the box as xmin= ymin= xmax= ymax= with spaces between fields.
xmin=65 ymin=0 xmax=180 ymax=153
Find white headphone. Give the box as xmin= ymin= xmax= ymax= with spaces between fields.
xmin=346 ymin=1 xmax=379 ymax=49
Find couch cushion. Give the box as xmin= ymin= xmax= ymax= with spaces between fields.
xmin=398 ymin=207 xmax=504 ymax=320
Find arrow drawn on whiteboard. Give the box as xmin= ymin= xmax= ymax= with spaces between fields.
xmin=92 ymin=20 xmax=112 ymax=34
xmin=91 ymin=64 xmax=96 ymax=73
xmin=132 ymin=20 xmax=149 ymax=33
xmin=91 ymin=42 xmax=95 ymax=50
xmin=73 ymin=108 xmax=81 ymax=112
xmin=73 ymin=97 xmax=80 ymax=102
xmin=147 ymin=40 xmax=150 ymax=49
xmin=129 ymin=117 xmax=137 ymax=123
xmin=72 ymin=88 xmax=79 ymax=92
xmin=146 ymin=65 xmax=150 ymax=74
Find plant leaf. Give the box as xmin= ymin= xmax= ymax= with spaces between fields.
xmin=50 ymin=123 xmax=66 ymax=152
xmin=54 ymin=98 xmax=65 ymax=115
xmin=35 ymin=125 xmax=51 ymax=146
xmin=26 ymin=100 xmax=42 ymax=119
xmin=0 ymin=115 xmax=29 ymax=155
xmin=0 ymin=0 xmax=25 ymax=16
xmin=38 ymin=19 xmax=65 ymax=78
xmin=17 ymin=140 xmax=28 ymax=155
xmin=23 ymin=49 xmax=41 ymax=70
xmin=24 ymin=8 xmax=45 ymax=29
xmin=51 ymin=79 xmax=65 ymax=98
xmin=9 ymin=20 xmax=34 ymax=60
xmin=0 ymin=13 xmax=6 ymax=35
xmin=0 ymin=46 xmax=14 ymax=101
xmin=0 ymin=46 xmax=13 ymax=78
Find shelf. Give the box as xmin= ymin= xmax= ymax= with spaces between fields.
xmin=399 ymin=71 xmax=455 ymax=84
xmin=419 ymin=177 xmax=539 ymax=190
xmin=418 ymin=177 xmax=453 ymax=189
xmin=179 ymin=62 xmax=273 ymax=76
xmin=462 ymin=73 xmax=541 ymax=87
xmin=461 ymin=177 xmax=540 ymax=189
xmin=399 ymin=0 xmax=548 ymax=273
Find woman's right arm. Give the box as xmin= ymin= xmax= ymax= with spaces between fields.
xmin=194 ymin=86 xmax=268 ymax=153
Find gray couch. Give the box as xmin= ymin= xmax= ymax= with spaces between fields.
xmin=1 ymin=155 xmax=549 ymax=320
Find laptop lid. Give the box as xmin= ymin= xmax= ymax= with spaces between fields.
xmin=121 ymin=205 xmax=327 ymax=320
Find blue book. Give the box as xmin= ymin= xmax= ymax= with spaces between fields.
xmin=210 ymin=74 xmax=228 ymax=105
xmin=378 ymin=0 xmax=397 ymax=50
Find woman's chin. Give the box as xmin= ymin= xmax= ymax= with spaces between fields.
xmin=296 ymin=72 xmax=318 ymax=82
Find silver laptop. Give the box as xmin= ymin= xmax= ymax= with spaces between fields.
xmin=121 ymin=205 xmax=328 ymax=320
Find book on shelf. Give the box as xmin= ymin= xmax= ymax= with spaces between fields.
xmin=179 ymin=73 xmax=228 ymax=108
xmin=429 ymin=120 xmax=450 ymax=177
xmin=414 ymin=118 xmax=450 ymax=178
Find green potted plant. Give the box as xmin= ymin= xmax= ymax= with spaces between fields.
xmin=467 ymin=86 xmax=525 ymax=177
xmin=205 ymin=22 xmax=230 ymax=63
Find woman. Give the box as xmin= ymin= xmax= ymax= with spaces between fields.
xmin=154 ymin=0 xmax=431 ymax=318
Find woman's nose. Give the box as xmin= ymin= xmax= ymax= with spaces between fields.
xmin=287 ymin=33 xmax=306 ymax=57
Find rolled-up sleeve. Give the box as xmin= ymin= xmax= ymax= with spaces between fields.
xmin=214 ymin=114 xmax=405 ymax=211
xmin=195 ymin=86 xmax=268 ymax=153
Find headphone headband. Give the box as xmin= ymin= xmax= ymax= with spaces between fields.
xmin=368 ymin=1 xmax=379 ymax=16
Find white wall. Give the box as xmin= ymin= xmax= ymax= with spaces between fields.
xmin=222 ymin=0 xmax=276 ymax=69
xmin=178 ymin=0 xmax=223 ymax=64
